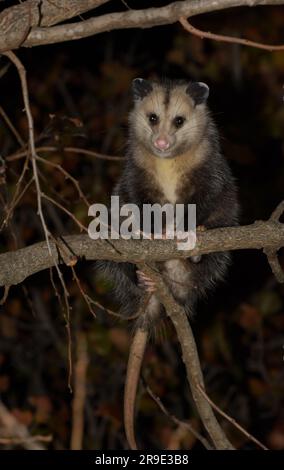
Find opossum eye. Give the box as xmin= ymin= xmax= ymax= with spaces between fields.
xmin=173 ymin=116 xmax=185 ymax=128
xmin=148 ymin=113 xmax=159 ymax=125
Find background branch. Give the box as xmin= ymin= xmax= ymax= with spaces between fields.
xmin=70 ymin=332 xmax=89 ymax=450
xmin=0 ymin=401 xmax=46 ymax=450
xmin=180 ymin=17 xmax=284 ymax=50
xmin=144 ymin=380 xmax=213 ymax=450
xmin=196 ymin=384 xmax=268 ymax=450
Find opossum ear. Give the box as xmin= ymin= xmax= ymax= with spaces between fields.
xmin=132 ymin=78 xmax=153 ymax=100
xmin=186 ymin=82 xmax=209 ymax=105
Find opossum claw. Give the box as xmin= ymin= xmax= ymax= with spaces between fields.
xmin=136 ymin=270 xmax=156 ymax=293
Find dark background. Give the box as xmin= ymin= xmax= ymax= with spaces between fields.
xmin=0 ymin=1 xmax=284 ymax=450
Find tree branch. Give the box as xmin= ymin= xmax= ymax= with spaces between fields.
xmin=180 ymin=17 xmax=284 ymax=51
xmin=0 ymin=0 xmax=109 ymax=52
xmin=196 ymin=384 xmax=268 ymax=450
xmin=70 ymin=332 xmax=89 ymax=450
xmin=144 ymin=380 xmax=213 ymax=449
xmin=0 ymin=0 xmax=283 ymax=51
xmin=0 ymin=205 xmax=284 ymax=287
xmin=140 ymin=263 xmax=234 ymax=450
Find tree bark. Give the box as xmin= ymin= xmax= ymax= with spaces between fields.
xmin=0 ymin=217 xmax=283 ymax=286
xmin=0 ymin=0 xmax=283 ymax=51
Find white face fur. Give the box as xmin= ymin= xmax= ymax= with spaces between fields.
xmin=130 ymin=80 xmax=209 ymax=159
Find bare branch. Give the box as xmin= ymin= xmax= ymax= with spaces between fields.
xmin=0 ymin=207 xmax=284 ymax=287
xmin=0 ymin=0 xmax=283 ymax=50
xmin=264 ymin=248 xmax=284 ymax=283
xmin=71 ymin=266 xmax=96 ymax=318
xmin=270 ymin=200 xmax=284 ymax=221
xmin=144 ymin=381 xmax=213 ymax=450
xmin=0 ymin=435 xmax=52 ymax=445
xmin=3 ymin=51 xmax=51 ymax=252
xmin=42 ymin=192 xmax=88 ymax=232
xmin=0 ymin=0 xmax=110 ymax=52
xmin=140 ymin=263 xmax=234 ymax=450
xmin=6 ymin=146 xmax=123 ymax=163
xmin=263 ymin=201 xmax=284 ymax=282
xmin=0 ymin=105 xmax=25 ymax=146
xmin=70 ymin=332 xmax=89 ymax=450
xmin=196 ymin=384 xmax=268 ymax=450
xmin=2 ymin=51 xmax=74 ymax=388
xmin=179 ymin=17 xmax=284 ymax=51
xmin=0 ymin=285 xmax=10 ymax=305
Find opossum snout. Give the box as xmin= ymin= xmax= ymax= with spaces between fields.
xmin=154 ymin=137 xmax=170 ymax=151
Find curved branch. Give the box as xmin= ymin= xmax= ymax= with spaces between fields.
xmin=0 ymin=205 xmax=283 ymax=287
xmin=0 ymin=0 xmax=109 ymax=52
xmin=140 ymin=264 xmax=234 ymax=450
xmin=196 ymin=384 xmax=268 ymax=450
xmin=0 ymin=0 xmax=283 ymax=50
xmin=6 ymin=146 xmax=123 ymax=163
xmin=180 ymin=17 xmax=284 ymax=51
xmin=144 ymin=381 xmax=213 ymax=450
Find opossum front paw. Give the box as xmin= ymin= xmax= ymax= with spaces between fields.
xmin=196 ymin=225 xmax=206 ymax=232
xmin=136 ymin=270 xmax=156 ymax=293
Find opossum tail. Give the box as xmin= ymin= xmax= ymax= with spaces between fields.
xmin=124 ymin=327 xmax=148 ymax=450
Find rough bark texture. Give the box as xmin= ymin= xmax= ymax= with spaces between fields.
xmin=0 ymin=218 xmax=283 ymax=286
xmin=0 ymin=0 xmax=109 ymax=51
xmin=0 ymin=0 xmax=283 ymax=51
xmin=140 ymin=263 xmax=234 ymax=450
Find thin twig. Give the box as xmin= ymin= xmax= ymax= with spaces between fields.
xmin=0 ymin=435 xmax=52 ymax=445
xmin=72 ymin=266 xmax=140 ymax=320
xmin=6 ymin=146 xmax=123 ymax=163
xmin=196 ymin=384 xmax=268 ymax=450
xmin=1 ymin=173 xmax=33 ymax=231
xmin=36 ymin=154 xmax=90 ymax=206
xmin=3 ymin=52 xmax=52 ymax=254
xmin=270 ymin=200 xmax=284 ymax=221
xmin=70 ymin=332 xmax=88 ymax=450
xmin=3 ymin=51 xmax=74 ymax=390
xmin=0 ymin=285 xmax=10 ymax=305
xmin=42 ymin=192 xmax=88 ymax=232
xmin=71 ymin=266 xmax=96 ymax=318
xmin=264 ymin=201 xmax=284 ymax=282
xmin=144 ymin=381 xmax=213 ymax=449
xmin=180 ymin=17 xmax=284 ymax=51
xmin=264 ymin=248 xmax=284 ymax=283
xmin=0 ymin=105 xmax=25 ymax=147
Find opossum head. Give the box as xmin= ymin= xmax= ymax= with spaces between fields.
xmin=129 ymin=78 xmax=210 ymax=159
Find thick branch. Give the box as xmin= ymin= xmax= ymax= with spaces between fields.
xmin=0 ymin=0 xmax=109 ymax=52
xmin=0 ymin=0 xmax=283 ymax=50
xmin=0 ymin=214 xmax=283 ymax=287
xmin=140 ymin=264 xmax=234 ymax=450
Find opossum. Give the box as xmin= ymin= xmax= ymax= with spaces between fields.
xmin=96 ymin=78 xmax=239 ymax=449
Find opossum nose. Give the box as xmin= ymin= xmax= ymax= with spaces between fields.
xmin=154 ymin=138 xmax=170 ymax=150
